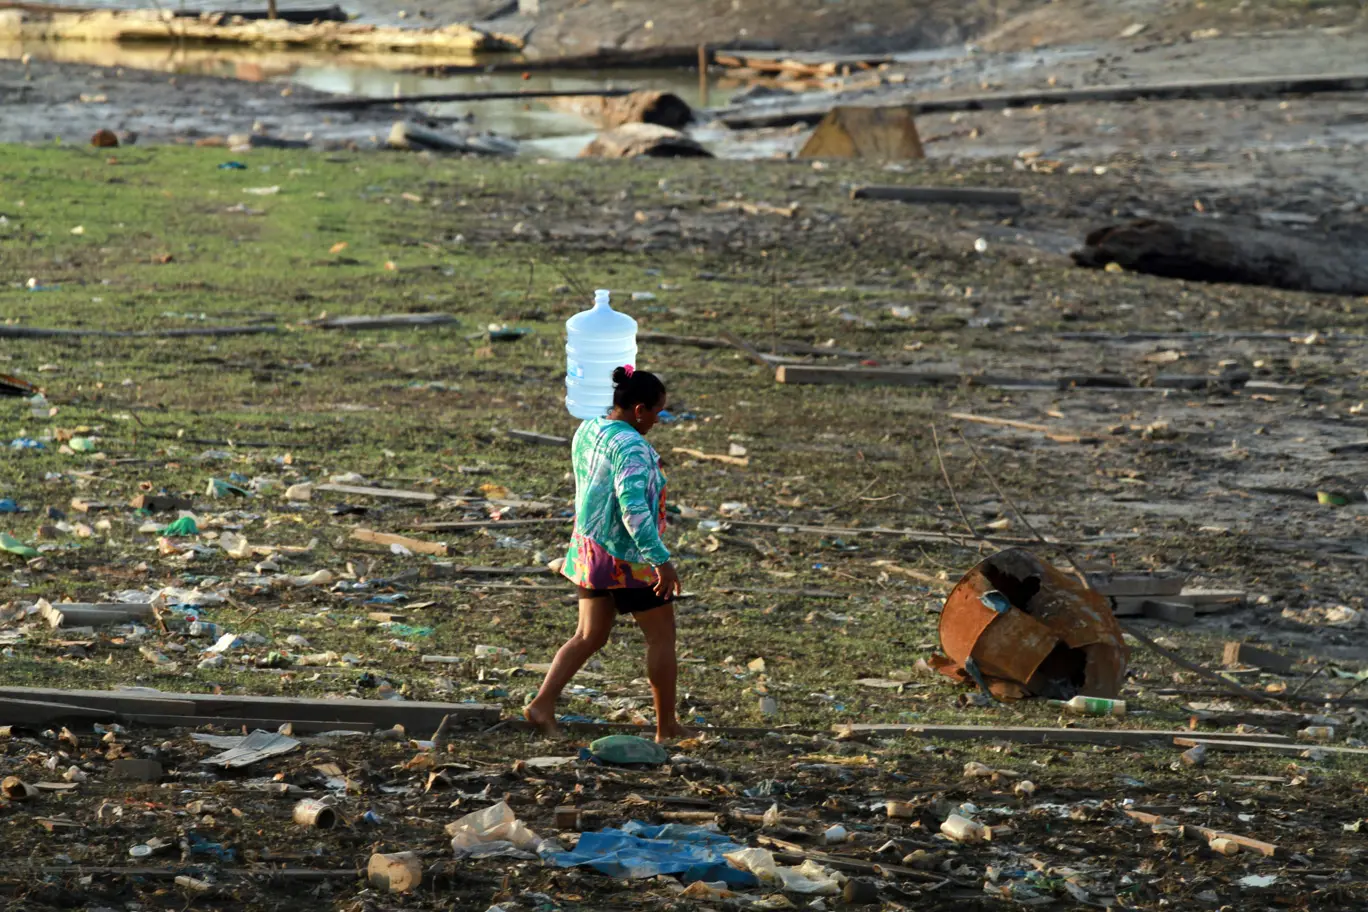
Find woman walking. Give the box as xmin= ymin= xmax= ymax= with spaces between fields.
xmin=525 ymin=366 xmax=685 ymax=742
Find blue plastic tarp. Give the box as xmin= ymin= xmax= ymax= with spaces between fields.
xmin=544 ymin=821 xmax=757 ymax=886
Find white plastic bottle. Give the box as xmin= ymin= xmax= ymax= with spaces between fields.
xmin=565 ymin=289 xmax=638 ymax=420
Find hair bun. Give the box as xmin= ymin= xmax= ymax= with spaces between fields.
xmin=611 ymin=366 xmax=629 ymax=384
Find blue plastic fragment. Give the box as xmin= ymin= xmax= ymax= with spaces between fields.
xmin=219 ymin=161 xmax=248 ymax=170
xmin=543 ymin=821 xmax=756 ymax=886
xmin=0 ymin=499 xmax=18 ymax=513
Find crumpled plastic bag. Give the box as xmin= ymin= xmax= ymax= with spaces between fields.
xmin=447 ymin=801 xmax=543 ymax=857
xmin=590 ymin=734 xmax=668 ymax=766
xmin=724 ymin=847 xmax=844 ymax=895
xmin=542 ymin=822 xmax=754 ymax=886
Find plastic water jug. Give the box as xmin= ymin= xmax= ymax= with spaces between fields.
xmin=565 ymin=289 xmax=637 ymax=420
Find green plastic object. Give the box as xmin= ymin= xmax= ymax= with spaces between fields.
xmin=589 ymin=734 xmax=668 ymax=766
xmin=161 ymin=516 xmax=200 ymax=537
xmin=1317 ymin=491 xmax=1349 ymax=507
xmin=0 ymin=533 xmax=39 ymax=560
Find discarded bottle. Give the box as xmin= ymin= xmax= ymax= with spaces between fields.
xmin=1049 ymin=695 xmax=1127 ymax=717
xmin=28 ymin=394 xmax=49 ymax=419
xmin=564 ymin=288 xmax=638 ymax=421
xmin=940 ymin=813 xmax=985 ymax=843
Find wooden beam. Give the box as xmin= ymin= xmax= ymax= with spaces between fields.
xmin=315 ymin=483 xmax=438 ymax=503
xmin=852 ymin=185 xmax=1021 ymax=207
xmin=1222 ymin=642 xmax=1294 ymax=674
xmin=350 ymin=528 xmax=448 ymax=557
xmin=1175 ymin=736 xmax=1368 ymax=757
xmin=946 ymin=411 xmax=1098 ymax=444
xmin=776 ymin=365 xmax=1150 ymax=391
xmin=0 ymin=687 xmax=499 ymax=732
xmin=719 ymin=71 xmax=1368 ymax=129
xmin=413 ymin=518 xmax=570 ymax=532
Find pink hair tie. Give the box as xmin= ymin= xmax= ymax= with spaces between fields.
xmin=623 ymin=364 xmax=635 ymax=378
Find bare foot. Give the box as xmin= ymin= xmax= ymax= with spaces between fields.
xmin=524 ymin=702 xmax=559 ymax=737
xmin=655 ymin=721 xmax=691 ymax=745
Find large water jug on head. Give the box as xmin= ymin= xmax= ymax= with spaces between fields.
xmin=565 ymin=289 xmax=638 ymax=420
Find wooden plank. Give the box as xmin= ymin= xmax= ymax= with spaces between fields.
xmin=315 ymin=483 xmax=437 ymax=503
xmin=837 ymin=723 xmax=1290 ymax=747
xmin=726 ymin=518 xmax=1066 ymax=548
xmin=852 ymin=185 xmax=1021 ymax=207
xmin=123 ymin=714 xmax=374 ymax=734
xmin=1175 ymin=736 xmax=1368 ymax=756
xmin=638 ymin=330 xmax=867 ymax=360
xmin=506 ymin=429 xmax=571 ymax=447
xmin=0 ymin=687 xmax=499 ymax=732
xmin=0 ymin=697 xmax=115 ymax=727
xmin=1222 ymin=642 xmax=1294 ymax=674
xmin=413 ymin=518 xmax=570 ymax=532
xmin=776 ymin=365 xmax=1150 ymax=392
xmin=1141 ymin=600 xmax=1196 ymax=625
xmin=1086 ymin=571 xmax=1188 ymax=598
xmin=0 ymin=689 xmax=198 ymax=717
xmin=1114 ymin=589 xmax=1245 ymax=615
xmin=350 ymin=528 xmax=448 ymax=557
xmin=423 ymin=564 xmax=553 ymax=578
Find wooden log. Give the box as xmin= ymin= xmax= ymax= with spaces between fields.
xmin=798 ymin=106 xmax=923 ymax=161
xmin=1085 ymin=571 xmax=1188 ymax=598
xmin=1124 ymin=809 xmax=1281 ymax=858
xmin=1075 ymin=219 xmax=1368 ymax=296
xmin=852 ymin=185 xmax=1020 ymax=206
xmin=546 ymin=90 xmax=693 ymax=129
xmin=315 ymin=483 xmax=437 ymax=503
xmin=387 ymin=122 xmax=517 ymax=157
xmin=776 ymin=365 xmax=1060 ymax=390
xmin=350 ymin=528 xmax=448 ymax=557
xmin=717 ymin=71 xmax=1368 ymax=129
xmin=579 ymin=123 xmax=712 ymax=159
xmin=1222 ymin=642 xmax=1295 ymax=674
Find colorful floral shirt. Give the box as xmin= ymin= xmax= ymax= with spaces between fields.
xmin=562 ymin=418 xmax=669 ymax=590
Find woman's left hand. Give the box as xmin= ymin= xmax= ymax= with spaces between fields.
xmin=653 ymin=562 xmax=681 ymax=600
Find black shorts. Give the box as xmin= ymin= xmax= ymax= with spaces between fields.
xmin=576 ymin=585 xmax=671 ymax=615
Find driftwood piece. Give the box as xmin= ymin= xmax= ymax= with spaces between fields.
xmin=0 ymin=325 xmax=277 ymax=340
xmin=579 ymin=123 xmax=712 ymax=159
xmin=1075 ymin=219 xmax=1368 ymax=296
xmin=798 ymin=106 xmax=923 ymax=161
xmin=548 ymin=90 xmax=693 ymax=129
xmin=309 ymin=313 xmax=458 ymax=331
xmin=852 ymin=185 xmax=1018 ymax=206
xmin=387 ymin=122 xmax=517 ymax=156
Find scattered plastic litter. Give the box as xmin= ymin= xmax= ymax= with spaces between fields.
xmin=545 ymin=822 xmax=756 ymax=886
